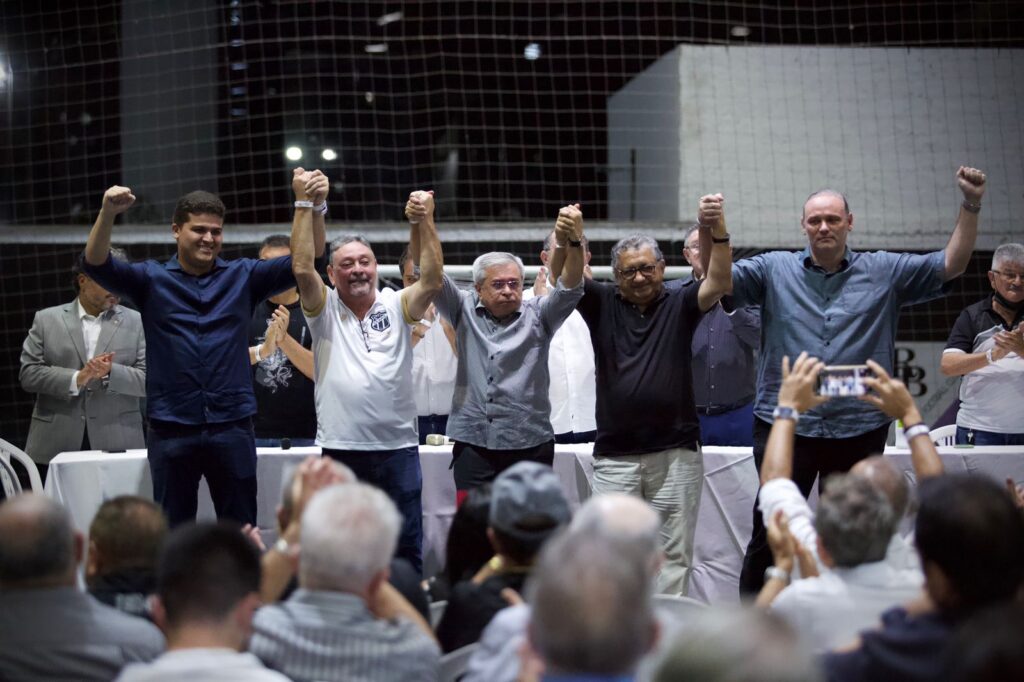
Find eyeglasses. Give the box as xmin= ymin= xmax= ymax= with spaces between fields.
xmin=615 ymin=264 xmax=658 ymax=279
xmin=992 ymin=270 xmax=1024 ymax=283
xmin=488 ymin=279 xmax=522 ymax=291
xmin=683 ymin=244 xmax=700 ymax=253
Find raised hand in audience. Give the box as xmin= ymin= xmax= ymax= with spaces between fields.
xmin=241 ymin=523 xmax=266 ymax=551
xmin=859 ymin=359 xmax=920 ymax=423
xmin=777 ymin=352 xmax=829 ymax=413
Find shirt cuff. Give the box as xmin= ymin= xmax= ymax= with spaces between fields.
xmin=69 ymin=371 xmax=81 ymax=396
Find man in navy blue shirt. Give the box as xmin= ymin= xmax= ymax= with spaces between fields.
xmin=82 ymin=172 xmax=327 ymax=525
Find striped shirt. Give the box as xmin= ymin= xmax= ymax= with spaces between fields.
xmin=249 ymin=589 xmax=440 ymax=682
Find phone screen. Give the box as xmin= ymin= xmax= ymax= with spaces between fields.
xmin=817 ymin=364 xmax=873 ymax=397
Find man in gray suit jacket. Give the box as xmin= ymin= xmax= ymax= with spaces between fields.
xmin=19 ymin=251 xmax=146 ymax=478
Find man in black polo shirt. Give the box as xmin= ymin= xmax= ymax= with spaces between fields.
xmin=555 ymin=194 xmax=733 ymax=595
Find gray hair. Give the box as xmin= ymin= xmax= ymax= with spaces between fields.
xmin=992 ymin=243 xmax=1024 ymax=270
xmin=815 ymin=473 xmax=897 ymax=568
xmin=472 ymin=252 xmax=525 ymax=286
xmin=571 ymin=494 xmax=661 ymax=576
xmin=803 ymin=189 xmax=851 ymax=217
xmin=0 ymin=494 xmax=77 ymax=586
xmin=610 ymin=234 xmax=664 ymax=269
xmin=328 ymin=234 xmax=374 ymax=261
xmin=529 ymin=529 xmax=655 ymax=676
xmin=852 ymin=456 xmax=910 ymax=519
xmin=654 ymin=607 xmax=821 ymax=682
xmin=542 ymin=229 xmax=589 ymax=253
xmin=299 ymin=483 xmax=401 ymax=594
xmin=682 ymin=223 xmax=700 ymax=245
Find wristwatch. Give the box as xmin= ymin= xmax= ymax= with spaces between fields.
xmin=764 ymin=566 xmax=791 ymax=584
xmin=772 ymin=406 xmax=800 ymax=423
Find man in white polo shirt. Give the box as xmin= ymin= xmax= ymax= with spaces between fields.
xmin=291 ymin=183 xmax=443 ymax=573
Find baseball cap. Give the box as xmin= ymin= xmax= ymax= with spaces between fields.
xmin=489 ymin=461 xmax=571 ymax=541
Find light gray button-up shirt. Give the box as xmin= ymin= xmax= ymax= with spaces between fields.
xmin=435 ymin=273 xmax=584 ymax=449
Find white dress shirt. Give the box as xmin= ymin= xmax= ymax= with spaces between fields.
xmin=69 ymin=299 xmax=106 ymax=395
xmin=411 ymin=320 xmax=458 ymax=416
xmin=523 ymin=287 xmax=596 ymax=436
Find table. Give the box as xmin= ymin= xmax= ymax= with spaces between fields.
xmin=45 ymin=444 xmax=1024 ymax=603
xmin=44 ymin=445 xmax=592 ymax=578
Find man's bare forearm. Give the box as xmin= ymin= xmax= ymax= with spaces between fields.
xmin=85 ymin=208 xmax=116 ymax=265
xmin=761 ymin=417 xmax=797 ymax=484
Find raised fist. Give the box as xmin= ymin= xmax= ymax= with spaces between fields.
xmin=304 ymin=169 xmax=330 ymax=205
xmin=957 ymin=166 xmax=986 ymax=203
xmin=292 ymin=167 xmax=310 ymax=201
xmin=102 ymin=186 xmax=136 ymax=216
xmin=405 ymin=190 xmax=435 ymax=223
xmin=697 ymin=193 xmax=724 ymax=229
xmin=555 ymin=203 xmax=583 ymax=242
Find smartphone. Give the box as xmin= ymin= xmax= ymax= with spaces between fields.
xmin=817 ymin=364 xmax=873 ymax=397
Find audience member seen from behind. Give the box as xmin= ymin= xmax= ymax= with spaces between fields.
xmin=0 ymin=494 xmax=164 ymax=682
xmin=944 ymin=602 xmax=1024 ymax=682
xmin=436 ymin=461 xmax=571 ymax=653
xmin=87 ymin=495 xmax=168 ymax=619
xmin=654 ymin=608 xmax=822 ymax=682
xmin=252 ymin=457 xmax=429 ymax=622
xmin=116 ymin=521 xmax=286 ymax=682
xmin=824 ymin=474 xmax=1024 ymax=682
xmin=941 ymin=241 xmax=1024 ymax=445
xmin=427 ymin=483 xmax=493 ymax=602
xmin=249 ymin=483 xmax=440 ymax=682
xmin=523 ymin=527 xmax=658 ymax=681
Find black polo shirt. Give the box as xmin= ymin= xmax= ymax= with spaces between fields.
xmin=577 ymin=277 xmax=704 ymax=456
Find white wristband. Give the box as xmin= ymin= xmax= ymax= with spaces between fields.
xmin=418 ymin=319 xmax=433 ymax=329
xmin=253 ymin=344 xmax=263 ymax=361
xmin=986 ymin=348 xmax=994 ymax=364
xmin=314 ymin=201 xmax=328 ymax=215
xmin=294 ymin=200 xmax=314 ymax=209
xmin=904 ymin=423 xmax=931 ymax=441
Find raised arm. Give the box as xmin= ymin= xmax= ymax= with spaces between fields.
xmin=943 ymin=166 xmax=986 ymax=281
xmin=85 ymin=186 xmax=135 ymax=265
xmin=860 ymin=359 xmax=944 ymax=479
xmin=554 ymin=204 xmax=585 ymax=288
xmin=401 ymin=190 xmax=443 ymax=320
xmin=291 ymin=168 xmax=323 ymax=314
xmin=696 ymin=193 xmax=733 ymax=311
xmin=309 ymin=171 xmax=328 ymax=260
xmin=761 ymin=353 xmax=829 ymax=484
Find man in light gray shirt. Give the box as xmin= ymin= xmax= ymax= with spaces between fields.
xmin=0 ymin=494 xmax=164 ymax=682
xmin=419 ymin=200 xmax=585 ymax=496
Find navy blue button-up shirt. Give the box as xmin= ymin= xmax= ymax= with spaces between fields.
xmin=83 ymin=251 xmax=295 ymax=424
xmin=731 ymin=247 xmax=947 ymax=438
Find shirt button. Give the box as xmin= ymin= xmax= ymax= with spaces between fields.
xmin=488 ymin=377 xmax=493 ymax=383
xmin=710 ymin=384 xmax=715 ymax=389
xmin=825 ymin=341 xmax=830 ymax=346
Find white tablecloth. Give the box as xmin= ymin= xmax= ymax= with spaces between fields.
xmin=44 ymin=443 xmax=1024 ymax=602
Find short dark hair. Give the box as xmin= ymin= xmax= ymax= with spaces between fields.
xmin=492 ymin=526 xmax=550 ymax=565
xmin=443 ymin=483 xmax=493 ymax=584
xmin=156 ymin=522 xmax=260 ymax=628
xmin=172 ymin=190 xmax=226 ymax=227
xmin=89 ymin=496 xmax=167 ymax=574
xmin=945 ymin=603 xmax=1024 ymax=682
xmin=259 ymin=234 xmax=290 ymax=254
xmin=915 ymin=474 xmax=1024 ymax=611
xmin=71 ymin=247 xmax=127 ymax=293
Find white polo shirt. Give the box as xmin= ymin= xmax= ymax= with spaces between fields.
xmin=304 ymin=285 xmax=419 ymax=450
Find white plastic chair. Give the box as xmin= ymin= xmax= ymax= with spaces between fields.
xmin=1 ymin=455 xmax=22 ymax=500
xmin=929 ymin=424 xmax=957 ymax=446
xmin=439 ymin=642 xmax=478 ymax=682
xmin=0 ymin=439 xmax=42 ymax=492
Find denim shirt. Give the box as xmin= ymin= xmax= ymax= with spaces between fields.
xmin=731 ymin=247 xmax=947 ymax=438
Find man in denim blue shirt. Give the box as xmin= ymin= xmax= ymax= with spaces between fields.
xmin=732 ymin=166 xmax=987 ymax=594
xmin=82 ymin=173 xmax=326 ymax=526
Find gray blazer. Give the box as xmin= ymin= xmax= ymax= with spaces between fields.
xmin=19 ymin=300 xmax=146 ymax=463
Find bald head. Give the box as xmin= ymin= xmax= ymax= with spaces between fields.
xmin=571 ymin=494 xmax=662 ymax=574
xmin=0 ymin=494 xmax=80 ymax=589
xmin=851 ymin=456 xmax=910 ymax=519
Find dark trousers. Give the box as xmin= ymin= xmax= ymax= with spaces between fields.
xmin=738 ymin=418 xmax=890 ymax=595
xmin=147 ymin=418 xmax=258 ymax=528
xmin=323 ymin=446 xmax=424 ymax=575
xmin=555 ymin=430 xmax=597 ymax=445
xmin=452 ymin=440 xmax=555 ymax=495
xmin=418 ymin=415 xmax=450 ymax=445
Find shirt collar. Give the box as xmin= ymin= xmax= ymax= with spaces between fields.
xmin=165 ymin=254 xmax=229 ymax=273
xmin=76 ymin=298 xmax=108 ymax=321
xmin=801 ymin=246 xmax=853 ymax=273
